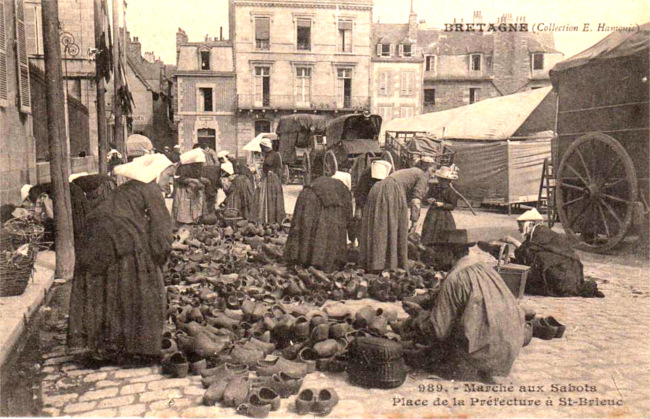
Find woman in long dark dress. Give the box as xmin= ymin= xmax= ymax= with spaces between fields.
xmin=68 ymin=154 xmax=175 ymax=363
xmin=221 ymin=161 xmax=254 ymax=220
xmin=72 ymin=174 xmax=117 ymax=210
xmin=172 ymin=148 xmax=206 ymax=225
xmin=253 ymin=138 xmax=285 ymax=223
xmin=421 ymin=165 xmax=458 ymax=245
xmin=285 ymin=175 xmax=354 ymax=272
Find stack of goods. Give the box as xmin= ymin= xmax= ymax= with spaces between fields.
xmin=159 ymin=223 xmax=438 ymax=416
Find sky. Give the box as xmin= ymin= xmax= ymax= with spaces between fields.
xmin=122 ymin=0 xmax=650 ymax=65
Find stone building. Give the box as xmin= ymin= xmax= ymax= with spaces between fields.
xmin=370 ymin=6 xmax=423 ymax=126
xmin=173 ymin=28 xmax=237 ymax=153
xmin=417 ymin=12 xmax=564 ymax=113
xmin=0 ymin=0 xmax=36 ymax=204
xmin=232 ymin=0 xmax=373 ymax=154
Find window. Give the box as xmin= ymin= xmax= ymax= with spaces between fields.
xmin=470 ymin=54 xmax=481 ymax=72
xmin=376 ymin=43 xmax=390 ymax=57
xmin=297 ymin=19 xmax=311 ymax=51
xmin=336 ymin=68 xmax=352 ymax=108
xmin=255 ymin=120 xmax=272 ymax=138
xmin=199 ymin=88 xmax=213 ymax=112
xmin=469 ymin=88 xmax=480 ymax=104
xmin=295 ymin=67 xmax=311 ymax=106
xmin=24 ymin=3 xmax=42 ymax=55
xmin=400 ymin=105 xmax=414 ymax=118
xmin=338 ymin=19 xmax=352 ymax=53
xmin=0 ymin=0 xmax=8 ymax=107
xmin=14 ymin=0 xmax=30 ymax=112
xmin=400 ymin=72 xmax=415 ymax=96
xmin=200 ymin=51 xmax=210 ymax=70
xmin=424 ymin=88 xmax=435 ymax=105
xmin=532 ymin=53 xmax=544 ymax=71
xmin=378 ymin=105 xmax=393 ymax=123
xmin=401 ymin=44 xmax=412 ymax=57
xmin=254 ymin=66 xmax=271 ymax=107
xmin=425 ymin=55 xmax=437 ymax=73
xmin=378 ymin=71 xmax=390 ymax=96
xmin=197 ymin=129 xmax=216 ymax=150
xmin=255 ymin=17 xmax=270 ymax=50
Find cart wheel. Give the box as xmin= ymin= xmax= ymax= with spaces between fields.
xmin=283 ymin=164 xmax=291 ymax=185
xmin=324 ymin=150 xmax=338 ymax=177
xmin=556 ymin=133 xmax=638 ymax=253
xmin=302 ymin=153 xmax=312 ymax=186
xmin=380 ymin=151 xmax=396 ymax=173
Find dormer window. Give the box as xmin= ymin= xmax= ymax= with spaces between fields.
xmin=425 ymin=55 xmax=437 ymax=73
xmin=200 ymin=51 xmax=210 ymax=70
xmin=532 ymin=53 xmax=544 ymax=71
xmin=402 ymin=44 xmax=412 ymax=57
xmin=470 ymin=53 xmax=481 ymax=72
xmin=377 ymin=43 xmax=390 ymax=57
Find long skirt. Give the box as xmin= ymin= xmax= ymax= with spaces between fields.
xmin=421 ymin=208 xmax=456 ymax=245
xmin=172 ymin=184 xmax=204 ymax=224
xmin=253 ymin=172 xmax=285 ymax=224
xmin=359 ymin=178 xmax=409 ymax=272
xmin=285 ymin=188 xmax=349 ymax=272
xmin=67 ymin=250 xmax=166 ymax=358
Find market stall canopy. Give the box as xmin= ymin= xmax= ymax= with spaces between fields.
xmin=243 ymin=133 xmax=277 ymax=153
xmin=379 ymin=86 xmax=554 ymax=143
xmin=549 ymin=22 xmax=650 ymax=83
xmin=275 ymin=114 xmax=328 ymax=135
xmin=126 ymin=134 xmax=153 ymax=156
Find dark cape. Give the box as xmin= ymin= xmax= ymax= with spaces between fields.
xmin=68 ymin=180 xmax=172 ymax=359
xmin=285 ymin=177 xmax=353 ymax=272
xmin=73 ymin=174 xmax=117 ymax=210
xmin=224 ymin=175 xmax=254 ymax=220
xmin=514 ymin=225 xmax=601 ymax=297
xmin=253 ymin=151 xmax=285 ymax=223
xmin=172 ymin=163 xmax=205 ymax=224
xmin=421 ymin=185 xmax=457 ymax=245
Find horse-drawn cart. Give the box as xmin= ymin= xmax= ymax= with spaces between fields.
xmin=550 ymin=23 xmax=649 ymax=252
xmin=275 ymin=114 xmax=328 ymax=185
xmin=384 ymin=132 xmax=455 ymax=171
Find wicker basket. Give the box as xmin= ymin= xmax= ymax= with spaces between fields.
xmin=0 ymin=247 xmax=36 ymax=297
xmin=4 ymin=218 xmax=44 ymax=247
xmin=347 ymin=336 xmax=407 ymax=389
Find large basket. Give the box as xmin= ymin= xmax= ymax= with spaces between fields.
xmin=347 ymin=336 xmax=407 ymax=389
xmin=4 ymin=218 xmax=44 ymax=247
xmin=0 ymin=247 xmax=36 ymax=297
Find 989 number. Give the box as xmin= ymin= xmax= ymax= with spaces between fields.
xmin=418 ymin=384 xmax=445 ymax=393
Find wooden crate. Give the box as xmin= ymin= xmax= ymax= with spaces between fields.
xmin=496 ymin=245 xmax=529 ymax=298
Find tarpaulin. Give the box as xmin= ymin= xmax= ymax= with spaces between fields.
xmin=449 ymin=139 xmax=551 ymax=205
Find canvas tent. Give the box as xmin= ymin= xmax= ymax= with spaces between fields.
xmin=381 ymin=87 xmax=557 ymax=205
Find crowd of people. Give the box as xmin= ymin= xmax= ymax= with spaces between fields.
xmin=10 ymin=133 xmax=602 ymax=384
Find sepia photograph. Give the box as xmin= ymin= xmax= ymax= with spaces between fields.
xmin=0 ymin=0 xmax=648 ymax=417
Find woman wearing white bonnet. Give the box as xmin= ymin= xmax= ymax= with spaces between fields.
xmin=68 ymin=153 xmax=176 ymax=364
xmin=172 ymin=148 xmax=207 ymax=225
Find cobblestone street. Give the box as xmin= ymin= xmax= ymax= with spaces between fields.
xmin=34 ymin=191 xmax=650 ymax=418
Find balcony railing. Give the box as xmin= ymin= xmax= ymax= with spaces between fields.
xmin=237 ymin=94 xmax=370 ymax=111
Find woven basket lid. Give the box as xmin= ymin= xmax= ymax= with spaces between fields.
xmin=349 ymin=336 xmax=403 ymax=363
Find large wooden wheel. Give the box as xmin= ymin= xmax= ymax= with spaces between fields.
xmin=556 ymin=133 xmax=638 ymax=253
xmin=323 ymin=150 xmax=338 ymax=177
xmin=302 ymin=153 xmax=312 ymax=186
xmin=380 ymin=150 xmax=396 ymax=173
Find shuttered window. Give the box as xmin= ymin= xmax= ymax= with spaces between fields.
xmin=400 ymin=72 xmax=414 ymax=96
xmin=0 ymin=0 xmax=8 ymax=107
xmin=15 ymin=0 xmax=30 ymax=113
xmin=378 ymin=71 xmax=390 ymax=96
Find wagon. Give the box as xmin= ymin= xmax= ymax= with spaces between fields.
xmin=549 ymin=23 xmax=649 ymax=252
xmin=384 ymin=132 xmax=455 ymax=171
xmin=275 ymin=114 xmax=328 ymax=185
xmin=313 ymin=113 xmax=393 ymax=184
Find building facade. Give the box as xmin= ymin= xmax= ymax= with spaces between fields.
xmin=370 ymin=8 xmax=423 ymax=126
xmin=0 ymin=0 xmax=37 ymax=204
xmin=173 ymin=28 xmax=237 ymax=153
xmin=417 ymin=12 xmax=564 ymax=114
xmin=232 ymin=0 xmax=373 ymax=154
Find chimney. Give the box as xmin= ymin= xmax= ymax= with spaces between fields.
xmin=408 ymin=0 xmax=418 ymax=40
xmin=129 ymin=35 xmax=142 ymax=58
xmin=176 ymin=27 xmax=188 ymax=55
xmin=473 ymin=10 xmax=483 ymax=24
xmin=418 ymin=18 xmax=427 ymax=30
xmin=220 ymin=26 xmax=223 ymax=40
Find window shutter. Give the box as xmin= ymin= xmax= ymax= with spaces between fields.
xmin=398 ymin=44 xmax=403 ymax=57
xmin=376 ymin=44 xmax=381 ymax=56
xmin=400 ymin=72 xmax=406 ymax=95
xmin=0 ymin=0 xmax=8 ymax=107
xmin=15 ymin=0 xmax=30 ymax=113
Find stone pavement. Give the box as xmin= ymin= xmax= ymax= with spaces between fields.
xmin=36 ymin=242 xmax=650 ymax=418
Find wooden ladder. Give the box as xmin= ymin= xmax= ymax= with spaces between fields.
xmin=537 ymin=158 xmax=557 ymax=228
